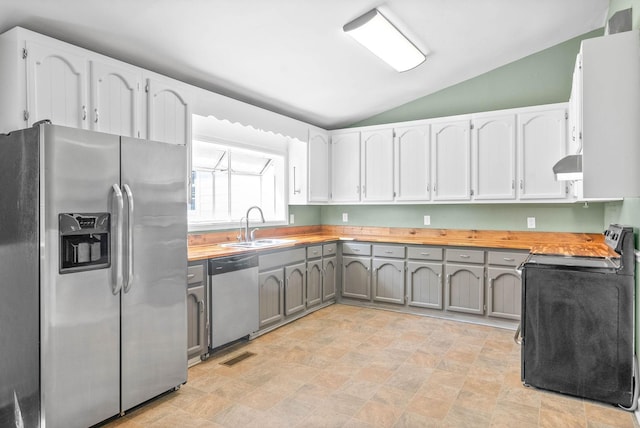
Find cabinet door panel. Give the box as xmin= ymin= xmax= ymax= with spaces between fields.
xmin=186 ymin=285 xmax=206 ymax=359
xmin=395 ymin=125 xmax=430 ymax=201
xmin=473 ymin=114 xmax=516 ymax=200
xmin=284 ymin=263 xmax=305 ymax=316
xmin=259 ymin=270 xmax=284 ymax=328
xmin=342 ymin=256 xmax=370 ymax=300
xmin=362 ymin=129 xmax=394 ymax=202
xmin=407 ymin=262 xmax=442 ymax=309
xmin=147 ymin=78 xmax=190 ymax=145
xmin=445 ymin=264 xmax=484 ymax=314
xmin=308 ymin=130 xmax=329 ymax=202
xmin=90 ymin=61 xmax=140 ymax=137
xmin=307 ymin=260 xmax=322 ymax=308
xmin=331 ymin=132 xmax=360 ymax=202
xmin=488 ymin=267 xmax=521 ymax=320
xmin=518 ymin=108 xmax=567 ymax=199
xmin=26 ymin=41 xmax=87 ymax=129
xmin=322 ymin=257 xmax=337 ymax=301
xmin=432 ymin=120 xmax=471 ymax=201
xmin=373 ymin=259 xmax=404 ymax=304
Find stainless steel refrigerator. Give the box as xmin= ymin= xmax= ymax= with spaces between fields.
xmin=0 ymin=123 xmax=188 ymax=428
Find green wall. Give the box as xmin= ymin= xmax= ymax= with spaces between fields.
xmin=349 ymin=29 xmax=603 ymax=127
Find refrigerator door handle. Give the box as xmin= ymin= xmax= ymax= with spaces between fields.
xmin=112 ymin=183 xmax=124 ymax=295
xmin=123 ymin=183 xmax=134 ymax=293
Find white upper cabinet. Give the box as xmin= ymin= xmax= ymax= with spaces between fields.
xmin=517 ymin=107 xmax=567 ymax=200
xmin=25 ymin=40 xmax=87 ymax=129
xmin=288 ymin=138 xmax=308 ymax=205
xmin=431 ymin=118 xmax=471 ymax=201
xmin=472 ymin=113 xmax=516 ymax=200
xmin=331 ymin=131 xmax=360 ymax=202
xmin=90 ymin=60 xmax=141 ymax=137
xmin=395 ymin=125 xmax=430 ymax=201
xmin=567 ymin=53 xmax=582 ymax=156
xmin=146 ymin=75 xmax=191 ymax=145
xmin=361 ymin=128 xmax=394 ymax=202
xmin=307 ymin=129 xmax=330 ymax=202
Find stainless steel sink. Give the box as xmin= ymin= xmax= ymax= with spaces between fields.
xmin=220 ymin=238 xmax=295 ymax=249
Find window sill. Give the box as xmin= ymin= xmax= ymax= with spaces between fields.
xmin=188 ymin=219 xmax=289 ymax=233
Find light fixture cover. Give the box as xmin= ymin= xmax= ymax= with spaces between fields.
xmin=343 ymin=8 xmax=425 ymax=72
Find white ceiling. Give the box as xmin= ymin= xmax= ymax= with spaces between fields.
xmin=0 ymin=0 xmax=608 ymax=129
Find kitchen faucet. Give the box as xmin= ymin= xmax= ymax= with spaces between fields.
xmin=244 ymin=206 xmax=265 ymax=242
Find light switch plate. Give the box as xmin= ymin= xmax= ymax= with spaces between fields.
xmin=289 ymin=214 xmax=295 ymax=224
xmin=423 ymin=215 xmax=431 ymax=226
xmin=342 ymin=213 xmax=348 ymax=222
xmin=527 ymin=217 xmax=536 ymax=229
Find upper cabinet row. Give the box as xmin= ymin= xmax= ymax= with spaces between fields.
xmin=0 ymin=27 xmax=190 ymax=145
xmin=293 ymin=104 xmax=568 ymax=204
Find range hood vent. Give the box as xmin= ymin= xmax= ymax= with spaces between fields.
xmin=553 ymin=154 xmax=583 ymax=181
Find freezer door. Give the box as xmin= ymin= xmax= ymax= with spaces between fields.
xmin=120 ymin=137 xmax=188 ymax=411
xmin=41 ymin=125 xmax=121 ymax=428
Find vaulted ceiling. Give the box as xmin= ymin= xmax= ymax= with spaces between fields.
xmin=0 ymin=0 xmax=609 ymax=128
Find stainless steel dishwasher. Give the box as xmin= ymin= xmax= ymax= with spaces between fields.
xmin=208 ymin=254 xmax=259 ymax=350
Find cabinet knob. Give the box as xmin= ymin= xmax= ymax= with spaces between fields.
xmin=94 ymin=108 xmax=99 ymax=123
xmin=82 ymin=105 xmax=87 ymax=121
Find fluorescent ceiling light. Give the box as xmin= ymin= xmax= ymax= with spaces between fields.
xmin=343 ymin=8 xmax=426 ymax=72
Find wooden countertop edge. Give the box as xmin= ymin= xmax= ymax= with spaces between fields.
xmin=187 ymin=228 xmax=616 ymax=261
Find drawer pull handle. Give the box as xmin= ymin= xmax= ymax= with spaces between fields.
xmin=420 ymin=252 xmax=430 ymax=256
xmin=187 ymin=273 xmax=196 ymax=279
xmin=384 ymin=251 xmax=394 ymax=254
xmin=353 ymin=248 xmax=360 ymax=252
xmin=503 ymin=257 xmax=516 ymax=262
xmin=459 ymin=254 xmax=470 ymax=259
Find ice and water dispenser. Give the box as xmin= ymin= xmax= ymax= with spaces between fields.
xmin=59 ymin=213 xmax=110 ymax=273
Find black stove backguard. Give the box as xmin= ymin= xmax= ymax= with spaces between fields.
xmin=520 ymin=224 xmax=635 ymax=408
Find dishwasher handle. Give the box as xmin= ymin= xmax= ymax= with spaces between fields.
xmin=208 ymin=254 xmax=259 ymax=275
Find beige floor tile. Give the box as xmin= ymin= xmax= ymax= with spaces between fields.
xmin=407 ymin=394 xmax=452 ymax=420
xmin=354 ymin=400 xmax=404 ymax=427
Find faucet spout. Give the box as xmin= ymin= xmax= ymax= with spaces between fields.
xmin=244 ymin=206 xmax=265 ymax=242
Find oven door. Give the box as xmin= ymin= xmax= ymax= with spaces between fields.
xmin=521 ymin=262 xmax=633 ymax=407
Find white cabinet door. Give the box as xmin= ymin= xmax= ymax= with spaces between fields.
xmin=361 ymin=128 xmax=394 ymax=202
xmin=307 ymin=130 xmax=330 ymax=202
xmin=25 ymin=40 xmax=87 ymax=129
xmin=472 ymin=114 xmax=516 ymax=200
xmin=431 ymin=119 xmax=471 ymax=201
xmin=395 ymin=125 xmax=430 ymax=201
xmin=288 ymin=139 xmax=308 ymax=204
xmin=568 ymin=53 xmax=582 ymax=156
xmin=517 ymin=108 xmax=567 ymax=200
xmin=331 ymin=131 xmax=360 ymax=202
xmin=90 ymin=60 xmax=141 ymax=137
xmin=146 ymin=76 xmax=191 ymax=145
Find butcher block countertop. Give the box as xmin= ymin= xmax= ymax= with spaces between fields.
xmin=188 ymin=225 xmax=617 ymax=261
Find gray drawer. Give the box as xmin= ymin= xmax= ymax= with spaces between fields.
xmin=342 ymin=242 xmax=371 ymax=256
xmin=487 ymin=250 xmax=528 ymax=267
xmin=187 ymin=264 xmax=204 ymax=285
xmin=259 ymin=248 xmax=306 ymax=271
xmin=407 ymin=246 xmax=443 ymax=261
xmin=446 ymin=248 xmax=484 ymax=264
xmin=373 ymin=245 xmax=405 ymax=259
xmin=307 ymin=245 xmax=323 ymax=259
xmin=323 ymin=243 xmax=337 ymax=257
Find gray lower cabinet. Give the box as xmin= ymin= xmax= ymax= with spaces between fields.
xmin=407 ymin=261 xmax=443 ymax=309
xmin=342 ymin=256 xmax=371 ymax=299
xmin=322 ymin=256 xmax=337 ymax=301
xmin=372 ymin=245 xmax=405 ymax=305
xmin=285 ymin=262 xmax=306 ymax=316
xmin=259 ymin=268 xmax=284 ymax=328
xmin=486 ymin=250 xmax=528 ymax=320
xmin=307 ymin=259 xmax=323 ymax=308
xmin=187 ymin=262 xmax=207 ymax=360
xmin=445 ymin=248 xmax=485 ymax=315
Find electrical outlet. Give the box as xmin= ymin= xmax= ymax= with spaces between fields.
xmin=423 ymin=215 xmax=431 ymax=226
xmin=289 ymin=214 xmax=295 ymax=224
xmin=527 ymin=217 xmax=536 ymax=229
xmin=342 ymin=213 xmax=349 ymax=222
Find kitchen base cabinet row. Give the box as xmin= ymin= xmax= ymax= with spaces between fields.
xmin=338 ymin=243 xmax=527 ymax=329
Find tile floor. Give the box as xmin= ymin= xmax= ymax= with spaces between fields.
xmin=104 ymin=304 xmax=638 ymax=427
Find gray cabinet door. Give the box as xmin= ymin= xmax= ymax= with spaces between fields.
xmin=342 ymin=256 xmax=371 ymax=300
xmin=322 ymin=256 xmax=337 ymax=301
xmin=445 ymin=264 xmax=484 ymax=314
xmin=186 ymin=285 xmax=206 ymax=360
xmin=307 ymin=259 xmax=322 ymax=308
xmin=407 ymin=261 xmax=443 ymax=309
xmin=487 ymin=267 xmax=521 ymax=320
xmin=259 ymin=269 xmax=284 ymax=328
xmin=372 ymin=259 xmax=405 ymax=304
xmin=285 ymin=262 xmax=306 ymax=316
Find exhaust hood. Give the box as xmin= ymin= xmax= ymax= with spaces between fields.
xmin=553 ymin=154 xmax=582 ymax=181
